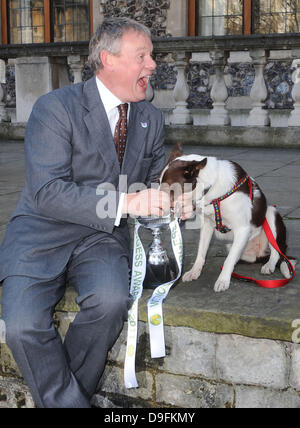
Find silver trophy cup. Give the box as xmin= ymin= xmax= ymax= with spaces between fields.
xmin=137 ymin=215 xmax=176 ymax=289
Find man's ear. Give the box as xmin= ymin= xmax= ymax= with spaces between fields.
xmin=100 ymin=49 xmax=115 ymax=71
xmin=167 ymin=142 xmax=183 ymax=164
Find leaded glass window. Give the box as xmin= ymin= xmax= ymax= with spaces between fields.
xmin=253 ymin=0 xmax=300 ymax=34
xmin=9 ymin=0 xmax=44 ymax=44
xmin=194 ymin=0 xmax=300 ymax=35
xmin=197 ymin=0 xmax=244 ymax=36
xmin=6 ymin=0 xmax=90 ymax=44
xmin=52 ymin=0 xmax=90 ymax=42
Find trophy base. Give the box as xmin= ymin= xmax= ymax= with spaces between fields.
xmin=143 ymin=258 xmax=177 ymax=290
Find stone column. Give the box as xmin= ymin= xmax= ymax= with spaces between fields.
xmin=0 ymin=59 xmax=8 ymax=122
xmin=209 ymin=50 xmax=230 ymax=126
xmin=15 ymin=57 xmax=53 ymax=122
xmin=146 ymin=79 xmax=154 ymax=103
xmin=247 ymin=49 xmax=270 ymax=126
xmin=67 ymin=55 xmax=85 ymax=84
xmin=171 ymin=51 xmax=192 ymax=125
xmin=51 ymin=57 xmax=70 ymax=89
xmin=289 ymin=58 xmax=300 ymax=127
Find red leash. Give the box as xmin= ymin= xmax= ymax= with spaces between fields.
xmin=212 ymin=175 xmax=295 ymax=288
xmin=229 ymin=218 xmax=295 ymax=289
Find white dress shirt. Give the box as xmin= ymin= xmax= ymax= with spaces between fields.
xmin=96 ymin=76 xmax=130 ymax=226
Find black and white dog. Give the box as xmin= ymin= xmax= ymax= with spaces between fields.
xmin=160 ymin=143 xmax=297 ymax=292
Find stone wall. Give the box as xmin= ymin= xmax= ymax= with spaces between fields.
xmin=0 ymin=378 xmax=34 ymax=409
xmin=100 ymin=0 xmax=170 ymax=37
xmin=1 ymin=311 xmax=299 ymax=408
xmin=94 ymin=322 xmax=300 ymax=408
xmin=2 ymin=1 xmax=297 ymax=115
xmin=264 ymin=60 xmax=294 ymax=109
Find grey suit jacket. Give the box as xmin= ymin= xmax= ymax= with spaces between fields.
xmin=0 ymin=76 xmax=166 ymax=281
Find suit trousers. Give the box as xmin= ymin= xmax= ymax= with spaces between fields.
xmin=1 ymin=232 xmax=131 ymax=408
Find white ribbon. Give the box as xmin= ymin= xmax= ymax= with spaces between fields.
xmin=124 ymin=218 xmax=183 ymax=389
xmin=124 ymin=221 xmax=145 ymax=389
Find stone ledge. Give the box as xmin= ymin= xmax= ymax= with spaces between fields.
xmin=0 ymin=123 xmax=26 ymax=140
xmin=52 ymin=254 xmax=300 ymax=344
xmin=165 ymin=125 xmax=300 ymax=148
xmin=1 ymin=218 xmax=299 ymax=344
xmin=2 ymin=123 xmax=300 ymax=148
xmin=2 ymin=34 xmax=300 ymax=60
xmin=53 ymin=288 xmax=298 ymax=344
xmin=46 ymin=218 xmax=300 ymax=344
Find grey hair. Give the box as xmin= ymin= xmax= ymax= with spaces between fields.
xmin=88 ymin=17 xmax=152 ymax=73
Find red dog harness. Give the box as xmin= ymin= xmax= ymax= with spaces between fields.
xmin=210 ymin=175 xmax=295 ymax=288
xmin=210 ymin=175 xmax=253 ymax=234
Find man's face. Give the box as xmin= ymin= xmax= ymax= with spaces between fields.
xmin=105 ymin=30 xmax=157 ymax=103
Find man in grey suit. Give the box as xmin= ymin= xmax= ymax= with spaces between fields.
xmin=0 ymin=18 xmax=179 ymax=408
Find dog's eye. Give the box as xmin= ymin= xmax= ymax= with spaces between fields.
xmin=183 ymin=169 xmax=193 ymax=179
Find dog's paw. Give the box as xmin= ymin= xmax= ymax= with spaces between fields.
xmin=214 ymin=278 xmax=230 ymax=293
xmin=280 ymin=259 xmax=297 ymax=279
xmin=261 ymin=262 xmax=275 ymax=276
xmin=182 ymin=267 xmax=202 ymax=282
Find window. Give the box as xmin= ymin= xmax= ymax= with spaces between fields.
xmin=253 ymin=0 xmax=300 ymax=34
xmin=1 ymin=0 xmax=93 ymax=44
xmin=197 ymin=0 xmax=244 ymax=36
xmin=189 ymin=0 xmax=300 ymax=36
xmin=9 ymin=0 xmax=45 ymax=43
xmin=52 ymin=0 xmax=91 ymax=42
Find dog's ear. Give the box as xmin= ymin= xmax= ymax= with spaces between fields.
xmin=167 ymin=142 xmax=183 ymax=164
xmin=197 ymin=158 xmax=207 ymax=170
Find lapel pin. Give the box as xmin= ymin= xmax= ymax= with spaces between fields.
xmin=141 ymin=122 xmax=148 ymax=128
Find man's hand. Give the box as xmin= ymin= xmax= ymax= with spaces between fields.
xmin=123 ymin=189 xmax=171 ymax=217
xmin=174 ymin=192 xmax=194 ymax=221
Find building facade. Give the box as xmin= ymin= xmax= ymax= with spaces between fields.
xmin=1 ymin=0 xmax=300 ymax=146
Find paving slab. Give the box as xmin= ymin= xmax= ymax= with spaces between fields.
xmin=0 ymin=141 xmax=25 ymax=230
